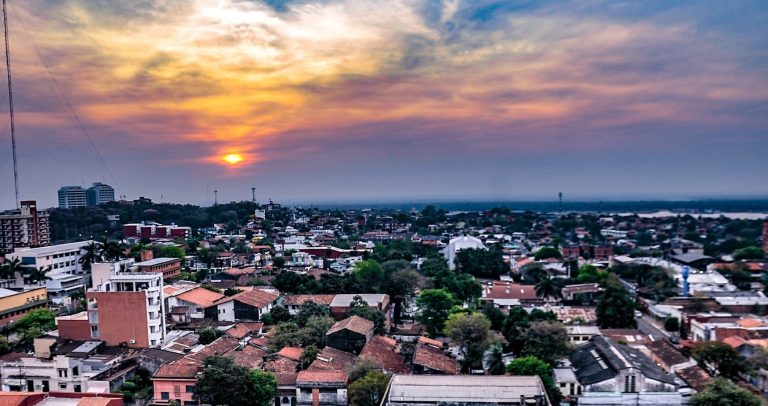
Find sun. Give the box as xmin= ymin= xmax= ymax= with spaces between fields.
xmin=222 ymin=153 xmax=244 ymax=165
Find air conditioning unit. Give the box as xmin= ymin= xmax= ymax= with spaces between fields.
xmin=129 ymin=339 xmax=136 ymax=344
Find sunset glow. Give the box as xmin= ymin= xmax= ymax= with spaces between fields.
xmin=222 ymin=153 xmax=244 ymax=165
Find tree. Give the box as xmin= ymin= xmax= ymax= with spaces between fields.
xmin=14 ymin=309 xmax=55 ymax=332
xmin=349 ymin=358 xmax=382 ymax=382
xmin=197 ymin=328 xmax=220 ymax=345
xmin=576 ymin=264 xmax=608 ymax=284
xmin=349 ymin=296 xmax=387 ymax=334
xmin=383 ymin=267 xmax=425 ymax=322
xmin=533 ymin=246 xmax=562 ymax=261
xmin=272 ymin=256 xmax=286 ymax=269
xmin=24 ymin=266 xmax=52 ymax=285
xmin=79 ymin=241 xmax=103 ymax=272
xmin=444 ymin=312 xmax=491 ymax=372
xmin=268 ymin=322 xmax=302 ymax=351
xmin=348 ymin=370 xmax=390 ymax=406
xmin=435 ymin=272 xmax=482 ymax=305
xmin=521 ymin=321 xmax=570 ymax=367
xmin=692 ymin=341 xmax=750 ymax=380
xmin=102 ymin=240 xmax=126 ymax=261
xmin=420 ymin=257 xmax=449 ymax=277
xmin=485 ymin=342 xmax=506 ymax=375
xmin=296 ymin=301 xmax=330 ymax=327
xmin=299 ymin=316 xmax=335 ymax=348
xmin=535 ymin=275 xmax=563 ymax=302
xmin=596 ymin=274 xmax=636 ymax=329
xmin=248 ymin=370 xmax=278 ymax=406
xmin=352 ymin=260 xmax=385 ymax=292
xmin=506 ymin=356 xmax=561 ymax=405
xmin=455 ymin=247 xmax=507 ymax=279
xmin=733 ymin=246 xmax=765 ymax=260
xmin=664 ymin=317 xmax=680 ymax=333
xmin=194 ymin=356 xmax=272 ymax=406
xmin=298 ymin=345 xmax=319 ymax=371
xmin=416 ymin=289 xmax=455 ymax=336
xmin=0 ymin=257 xmax=24 ymax=280
xmin=269 ymin=305 xmax=292 ymax=323
xmin=691 ymin=377 xmax=761 ymax=406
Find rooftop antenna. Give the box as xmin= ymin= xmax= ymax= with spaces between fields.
xmin=558 ymin=192 xmax=563 ymax=213
xmin=213 ymin=189 xmax=218 ymax=206
xmin=3 ymin=0 xmax=19 ymax=208
xmin=251 ymin=187 xmax=255 ymax=204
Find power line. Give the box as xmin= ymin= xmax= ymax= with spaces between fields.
xmin=10 ymin=3 xmax=122 ymax=196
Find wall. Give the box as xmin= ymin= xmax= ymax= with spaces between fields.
xmin=153 ymin=378 xmax=196 ymax=404
xmin=57 ymin=317 xmax=92 ymax=341
xmin=88 ymin=291 xmax=149 ymax=348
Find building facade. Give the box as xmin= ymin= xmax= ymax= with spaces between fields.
xmin=134 ymin=258 xmax=182 ymax=281
xmin=123 ymin=222 xmax=191 ymax=241
xmin=86 ymin=182 xmax=115 ymax=206
xmin=0 ymin=201 xmax=50 ymax=252
xmin=58 ymin=186 xmax=87 ymax=209
xmin=87 ymin=272 xmax=166 ymax=348
xmin=0 ymin=287 xmax=48 ymax=327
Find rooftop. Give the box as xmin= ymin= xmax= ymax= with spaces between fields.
xmin=326 ymin=316 xmax=374 ymax=336
xmin=135 ymin=257 xmax=179 ymax=266
xmin=330 ymin=293 xmax=387 ymax=307
xmin=387 ymin=375 xmax=547 ymax=403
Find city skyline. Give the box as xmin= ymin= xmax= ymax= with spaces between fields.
xmin=0 ymin=0 xmax=766 ymax=208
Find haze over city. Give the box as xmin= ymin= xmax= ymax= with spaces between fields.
xmin=0 ymin=0 xmax=766 ymax=208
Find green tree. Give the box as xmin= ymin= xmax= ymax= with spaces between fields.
xmin=435 ymin=272 xmax=483 ymax=305
xmin=299 ymin=316 xmax=335 ymax=348
xmin=444 ymin=312 xmax=492 ymax=372
xmin=485 ymin=343 xmax=506 ymax=375
xmin=0 ymin=257 xmax=25 ymax=280
xmin=296 ymin=301 xmax=330 ymax=327
xmin=596 ymin=274 xmax=636 ymax=329
xmin=348 ymin=370 xmax=391 ymax=406
xmin=248 ymin=370 xmax=278 ymax=406
xmin=664 ymin=317 xmax=679 ymax=332
xmin=576 ymin=264 xmax=608 ymax=284
xmin=14 ymin=309 xmax=56 ymax=332
xmin=352 ymin=260 xmax=386 ymax=292
xmin=268 ymin=322 xmax=302 ymax=351
xmin=349 ymin=296 xmax=387 ymax=334
xmin=349 ymin=358 xmax=382 ymax=382
xmin=78 ymin=241 xmax=103 ymax=272
xmin=269 ymin=305 xmax=292 ymax=323
xmin=691 ymin=377 xmax=761 ymax=406
xmin=420 ymin=257 xmax=449 ymax=277
xmin=533 ymin=246 xmax=562 ymax=261
xmin=535 ymin=275 xmax=563 ymax=302
xmin=692 ymin=341 xmax=750 ymax=380
xmin=506 ymin=356 xmax=561 ymax=405
xmin=455 ymin=247 xmax=507 ymax=279
xmin=521 ymin=321 xmax=570 ymax=367
xmin=197 ymin=328 xmax=220 ymax=345
xmin=733 ymin=246 xmax=765 ymax=260
xmin=298 ymin=345 xmax=319 ymax=371
xmin=383 ymin=267 xmax=425 ymax=322
xmin=416 ymin=289 xmax=455 ymax=336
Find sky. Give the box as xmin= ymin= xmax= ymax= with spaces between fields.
xmin=0 ymin=0 xmax=766 ymax=208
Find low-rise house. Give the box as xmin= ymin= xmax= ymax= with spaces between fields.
xmin=412 ymin=337 xmax=459 ymax=375
xmin=566 ymin=325 xmax=601 ymax=346
xmin=329 ymin=294 xmax=390 ymax=326
xmin=0 ymin=392 xmax=124 ymax=405
xmin=0 ymin=287 xmax=48 ymax=327
xmin=562 ymin=283 xmax=603 ymax=302
xmin=152 ymin=359 xmax=199 ymax=405
xmin=134 ymin=258 xmax=182 ymax=281
xmin=325 ymin=316 xmax=374 ymax=354
xmin=168 ymin=287 xmax=225 ymax=320
xmin=308 ymin=347 xmax=357 ymax=372
xmin=215 ymin=289 xmax=278 ymax=322
xmin=282 ymin=295 xmax=335 ymax=315
xmin=646 ymin=340 xmax=695 ymax=373
xmin=570 ymin=336 xmax=680 ymax=405
xmin=481 ymin=282 xmax=538 ymax=308
xmin=359 ymin=336 xmax=409 ymax=375
xmin=384 ymin=375 xmax=551 ymax=405
xmin=295 ymin=370 xmax=348 ymax=406
xmin=554 ymin=367 xmax=581 ymax=399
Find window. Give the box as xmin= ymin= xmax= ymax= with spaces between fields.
xmin=174 ymin=385 xmax=181 ymax=398
xmin=57 ymin=368 xmax=68 ymax=378
xmin=161 ymin=392 xmax=170 ymax=400
xmin=624 ymin=375 xmax=636 ymax=393
xmin=59 ymin=383 xmax=67 ymax=390
xmin=74 ymin=385 xmax=82 ymax=393
xmin=186 ymin=385 xmax=195 ymax=393
xmin=72 ymin=366 xmax=79 ymax=376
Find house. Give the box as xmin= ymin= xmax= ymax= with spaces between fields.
xmin=295 ymin=371 xmax=348 ymax=406
xmin=329 ymin=294 xmax=390 ymax=326
xmin=325 ymin=316 xmax=374 ymax=354
xmin=169 ymin=287 xmax=225 ymax=320
xmin=443 ymin=236 xmax=486 ymax=270
xmin=384 ymin=375 xmax=551 ymax=405
xmin=646 ymin=340 xmax=695 ymax=373
xmin=566 ymin=325 xmax=601 ymax=346
xmin=554 ymin=367 xmax=581 ymax=400
xmin=412 ymin=337 xmax=459 ymax=375
xmin=282 ymin=295 xmax=336 ymax=315
xmin=308 ymin=347 xmax=357 ymax=372
xmin=274 ymin=373 xmax=299 ymax=406
xmin=359 ymin=336 xmax=409 ymax=375
xmin=0 ymin=392 xmax=123 ymax=405
xmin=215 ymin=289 xmax=278 ymax=322
xmin=481 ymin=282 xmax=538 ymax=308
xmin=562 ymin=283 xmax=603 ymax=302
xmin=152 ymin=360 xmax=199 ymax=405
xmin=569 ymin=336 xmax=681 ymax=405
xmin=134 ymin=258 xmax=182 ymax=281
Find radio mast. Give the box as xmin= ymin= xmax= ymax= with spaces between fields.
xmin=3 ymin=0 xmax=19 ymax=208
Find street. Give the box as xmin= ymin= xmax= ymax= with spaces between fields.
xmin=637 ymin=316 xmax=669 ymax=341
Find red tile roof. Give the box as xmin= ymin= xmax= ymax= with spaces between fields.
xmin=723 ymin=335 xmax=749 ymax=349
xmin=153 ymin=360 xmax=200 ymax=379
xmin=413 ymin=344 xmax=460 ymax=374
xmin=225 ymin=322 xmax=264 ymax=339
xmin=360 ymin=336 xmax=409 ymax=374
xmin=296 ymin=370 xmax=348 ymax=384
xmin=263 ymin=355 xmax=299 ymax=374
xmin=309 ymin=346 xmax=357 ymax=372
xmin=326 ymin=316 xmax=374 ymax=336
xmin=283 ymin=294 xmax=336 ymax=306
xmin=217 ymin=289 xmax=278 ymax=309
xmin=176 ymin=287 xmax=226 ymax=308
xmin=417 ymin=336 xmax=444 ymax=349
xmin=676 ymin=365 xmax=711 ymax=392
xmin=274 ymin=372 xmax=298 ymax=386
xmin=278 ymin=346 xmax=304 ymax=362
xmin=483 ymin=283 xmax=537 ymax=300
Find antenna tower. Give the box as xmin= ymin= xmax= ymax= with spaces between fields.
xmin=3 ymin=0 xmax=19 ymax=208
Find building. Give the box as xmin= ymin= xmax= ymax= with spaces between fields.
xmin=86 ymin=183 xmax=115 ymax=206
xmin=86 ymin=272 xmax=166 ymax=348
xmin=134 ymin=258 xmax=182 ymax=281
xmin=329 ymin=294 xmax=390 ymax=325
xmin=566 ymin=325 xmax=601 ymax=345
xmin=443 ymin=235 xmax=486 ymax=270
xmin=0 ymin=391 xmax=123 ymax=405
xmin=568 ymin=336 xmax=680 ymax=405
xmin=325 ymin=316 xmax=374 ymax=354
xmin=122 ymin=222 xmax=191 ymax=241
xmin=152 ymin=359 xmax=199 ymax=405
xmin=384 ymin=375 xmax=551 ymax=405
xmin=282 ymin=295 xmax=336 ymax=315
xmin=295 ymin=370 xmax=348 ymax=406
xmin=412 ymin=336 xmax=459 ymax=375
xmin=481 ymin=282 xmax=538 ymax=308
xmin=167 ymin=286 xmax=224 ymax=320
xmin=0 ymin=287 xmax=48 ymax=327
xmin=58 ymin=186 xmax=87 ymax=209
xmin=215 ymin=289 xmax=278 ymax=322
xmin=0 ymin=201 xmax=50 ymax=252
xmin=6 ymin=241 xmax=91 ymax=276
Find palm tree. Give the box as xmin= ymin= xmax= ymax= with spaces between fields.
xmin=0 ymin=257 xmax=25 ymax=280
xmin=25 ymin=266 xmax=52 ymax=285
xmin=79 ymin=241 xmax=103 ymax=271
xmin=102 ymin=240 xmax=126 ymax=261
xmin=535 ymin=275 xmax=563 ymax=302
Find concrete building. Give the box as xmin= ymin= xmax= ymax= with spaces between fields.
xmin=6 ymin=241 xmax=91 ymax=276
xmin=0 ymin=287 xmax=48 ymax=328
xmin=443 ymin=235 xmax=486 ymax=270
xmin=295 ymin=370 xmax=348 ymax=406
xmin=58 ymin=186 xmax=87 ymax=209
xmin=122 ymin=222 xmax=191 ymax=241
xmin=0 ymin=201 xmax=50 ymax=252
xmin=86 ymin=272 xmax=166 ymax=348
xmin=86 ymin=183 xmax=115 ymax=206
xmin=134 ymin=258 xmax=182 ymax=281
xmin=384 ymin=375 xmax=551 ymax=405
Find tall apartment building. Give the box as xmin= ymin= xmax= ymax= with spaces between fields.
xmin=0 ymin=200 xmax=50 ymax=252
xmin=58 ymin=186 xmax=87 ymax=209
xmin=86 ymin=182 xmax=115 ymax=206
xmin=86 ymin=272 xmax=166 ymax=348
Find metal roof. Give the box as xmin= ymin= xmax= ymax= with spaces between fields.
xmin=387 ymin=375 xmax=547 ymax=403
